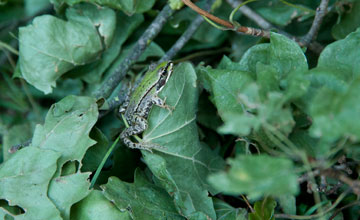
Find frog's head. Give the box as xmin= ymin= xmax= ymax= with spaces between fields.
xmin=156 ymin=61 xmax=174 ymax=92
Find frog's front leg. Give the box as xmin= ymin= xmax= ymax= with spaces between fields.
xmin=152 ymin=95 xmax=174 ymax=111
xmin=120 ymin=116 xmax=153 ymax=151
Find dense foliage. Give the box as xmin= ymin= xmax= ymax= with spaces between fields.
xmin=1 ymin=0 xmax=360 ymax=219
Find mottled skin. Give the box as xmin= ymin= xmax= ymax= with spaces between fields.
xmin=120 ymin=61 xmax=174 ymax=151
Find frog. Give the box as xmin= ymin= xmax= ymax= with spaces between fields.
xmin=119 ymin=61 xmax=174 ymax=151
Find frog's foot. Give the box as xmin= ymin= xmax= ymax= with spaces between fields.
xmin=122 ymin=137 xmax=153 ymax=152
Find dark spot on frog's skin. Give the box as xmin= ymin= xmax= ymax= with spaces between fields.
xmin=78 ymin=113 xmax=83 ymax=117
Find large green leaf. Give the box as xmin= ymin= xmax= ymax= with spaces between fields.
xmin=240 ymin=32 xmax=308 ymax=78
xmin=318 ymin=27 xmax=360 ymax=81
xmin=19 ymin=3 xmax=116 ymax=93
xmin=102 ymin=170 xmax=184 ymax=220
xmin=0 ymin=147 xmax=62 ymax=220
xmin=28 ymin=95 xmax=98 ymax=218
xmin=141 ymin=63 xmax=225 ymax=219
xmin=310 ymin=77 xmax=360 ymax=142
xmin=70 ymin=190 xmax=131 ymax=220
xmin=208 ymin=155 xmax=299 ymax=199
xmin=307 ymin=28 xmax=360 ymax=141
xmin=31 ymin=95 xmax=98 ymax=170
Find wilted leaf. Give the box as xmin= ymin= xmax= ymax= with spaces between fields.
xmin=102 ymin=170 xmax=184 ymax=220
xmin=141 ymin=63 xmax=225 ymax=219
xmin=19 ymin=4 xmax=116 ymax=93
xmin=0 ymin=147 xmax=62 ymax=220
xmin=208 ymin=155 xmax=299 ymax=199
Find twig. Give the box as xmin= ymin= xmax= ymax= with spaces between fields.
xmin=94 ymin=4 xmax=174 ymax=99
xmin=226 ymin=0 xmax=273 ymax=30
xmin=211 ymin=0 xmax=324 ymax=53
xmin=301 ymin=0 xmax=329 ymax=46
xmin=275 ymin=190 xmax=349 ymax=219
xmin=328 ymin=201 xmax=360 ymax=220
xmin=158 ymin=0 xmax=215 ymax=63
xmin=322 ymin=169 xmax=360 ymax=196
xmin=182 ymin=0 xmax=270 ymax=38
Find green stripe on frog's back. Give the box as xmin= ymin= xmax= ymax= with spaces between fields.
xmin=127 ymin=62 xmax=172 ymax=115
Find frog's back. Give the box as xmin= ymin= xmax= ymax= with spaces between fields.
xmin=127 ymin=74 xmax=156 ymax=113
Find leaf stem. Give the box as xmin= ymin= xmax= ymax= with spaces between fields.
xmin=90 ymin=135 xmax=121 ymax=189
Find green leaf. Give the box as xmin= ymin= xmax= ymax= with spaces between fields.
xmin=168 ymin=0 xmax=184 ymax=10
xmin=19 ymin=3 xmax=116 ymax=93
xmin=102 ymin=170 xmax=184 ymax=220
xmin=48 ymin=173 xmax=91 ymax=220
xmin=248 ymin=197 xmax=276 ymax=220
xmin=141 ymin=63 xmax=225 ymax=219
xmin=318 ymin=27 xmax=360 ymax=81
xmin=76 ymin=12 xmax=143 ymax=84
xmin=213 ymin=198 xmax=247 ymax=220
xmin=310 ymin=77 xmax=360 ymax=141
xmin=198 ymin=66 xmax=254 ymax=116
xmin=31 ymin=95 xmax=98 ymax=171
xmin=239 ymin=32 xmax=308 ymax=78
xmin=56 ymin=0 xmax=156 ymax=14
xmin=0 ymin=147 xmax=62 ymax=220
xmin=208 ymin=155 xmax=299 ymax=199
xmin=70 ymin=190 xmax=131 ymax=220
xmin=332 ymin=1 xmax=360 ymax=40
xmin=277 ymin=195 xmax=296 ymax=215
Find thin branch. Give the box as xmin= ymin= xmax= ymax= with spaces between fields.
xmin=94 ymin=4 xmax=174 ymax=99
xmin=274 ymin=190 xmax=349 ymax=219
xmin=226 ymin=0 xmax=273 ymax=30
xmin=200 ymin=0 xmax=324 ymax=53
xmin=302 ymin=0 xmax=329 ymax=46
xmin=328 ymin=201 xmax=360 ymax=220
xmin=182 ymin=0 xmax=270 ymax=38
xmin=158 ymin=0 xmax=216 ymax=63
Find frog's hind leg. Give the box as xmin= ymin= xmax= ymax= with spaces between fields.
xmin=120 ymin=116 xmax=152 ymax=151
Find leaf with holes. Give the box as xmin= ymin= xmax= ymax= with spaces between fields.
xmin=31 ymin=95 xmax=98 ymax=171
xmin=0 ymin=147 xmax=62 ymax=220
xmin=140 ymin=63 xmax=225 ymax=220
